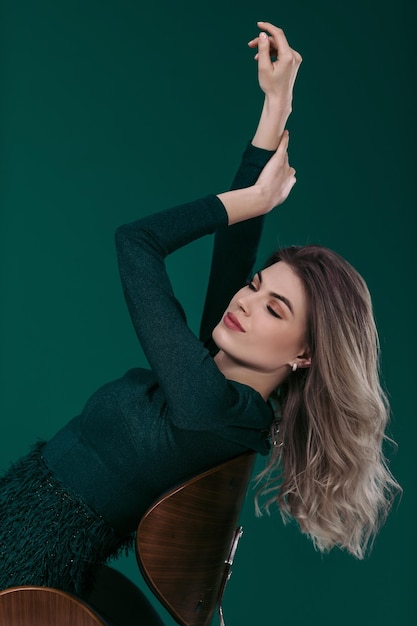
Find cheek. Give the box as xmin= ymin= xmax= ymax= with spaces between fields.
xmin=257 ymin=322 xmax=304 ymax=357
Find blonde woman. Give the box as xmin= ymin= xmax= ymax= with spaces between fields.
xmin=0 ymin=22 xmax=399 ymax=597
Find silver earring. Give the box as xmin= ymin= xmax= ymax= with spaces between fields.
xmin=272 ymin=421 xmax=283 ymax=447
xmin=292 ymin=363 xmax=298 ymax=372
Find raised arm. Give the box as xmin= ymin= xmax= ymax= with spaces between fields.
xmin=114 ymin=148 xmax=297 ymax=430
xmin=249 ymin=22 xmax=302 ymax=150
xmin=219 ymin=23 xmax=302 ymax=222
xmin=115 ymin=24 xmax=302 ymax=427
xmin=200 ymin=23 xmax=302 ymax=349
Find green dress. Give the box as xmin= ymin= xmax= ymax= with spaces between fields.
xmin=0 ymin=142 xmax=275 ymax=595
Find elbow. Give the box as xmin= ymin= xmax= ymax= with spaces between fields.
xmin=114 ymin=224 xmax=129 ymax=249
xmin=114 ymin=224 xmax=135 ymax=272
xmin=114 ymin=223 xmax=137 ymax=261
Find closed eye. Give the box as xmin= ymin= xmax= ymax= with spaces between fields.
xmin=247 ymin=280 xmax=282 ymax=318
xmin=267 ymin=305 xmax=282 ymax=319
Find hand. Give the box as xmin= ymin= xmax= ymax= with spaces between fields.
xmin=255 ymin=129 xmax=296 ymax=211
xmin=217 ymin=129 xmax=296 ymax=225
xmin=248 ymin=22 xmax=302 ymax=106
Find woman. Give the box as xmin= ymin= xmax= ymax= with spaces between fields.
xmin=0 ymin=22 xmax=399 ymax=596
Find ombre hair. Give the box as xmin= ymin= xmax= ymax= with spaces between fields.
xmin=255 ymin=245 xmax=400 ymax=559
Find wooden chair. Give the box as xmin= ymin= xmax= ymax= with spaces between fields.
xmin=136 ymin=451 xmax=256 ymax=626
xmin=0 ymin=451 xmax=255 ymax=626
xmin=0 ymin=586 xmax=107 ymax=626
xmin=0 ymin=565 xmax=166 ymax=626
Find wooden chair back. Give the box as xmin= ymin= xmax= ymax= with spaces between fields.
xmin=136 ymin=451 xmax=256 ymax=626
xmin=0 ymin=586 xmax=106 ymax=626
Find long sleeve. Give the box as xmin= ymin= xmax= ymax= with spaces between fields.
xmin=199 ymin=142 xmax=275 ymax=352
xmin=114 ymin=140 xmax=278 ymax=435
xmin=115 ymin=195 xmax=269 ymax=432
xmin=40 ymin=151 xmax=276 ymax=543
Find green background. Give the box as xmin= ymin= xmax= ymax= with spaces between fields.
xmin=0 ymin=0 xmax=415 ymax=624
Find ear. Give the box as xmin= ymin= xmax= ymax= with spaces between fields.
xmin=296 ymin=347 xmax=311 ymax=369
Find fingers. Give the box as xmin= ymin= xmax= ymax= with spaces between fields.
xmin=277 ymin=129 xmax=290 ymax=156
xmin=248 ymin=35 xmax=277 ymax=53
xmin=249 ymin=35 xmax=277 ymax=62
xmin=276 ymin=132 xmax=296 ymax=180
xmin=288 ymin=174 xmax=297 ymax=193
xmin=254 ymin=129 xmax=296 ymax=209
xmin=248 ymin=22 xmax=302 ymax=64
xmin=256 ymin=22 xmax=291 ymax=54
xmin=256 ymin=31 xmax=273 ymax=73
xmin=271 ymin=130 xmax=294 ymax=173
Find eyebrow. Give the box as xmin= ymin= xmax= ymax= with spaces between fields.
xmin=256 ymin=271 xmax=294 ymax=316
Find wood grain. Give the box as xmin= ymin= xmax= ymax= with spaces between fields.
xmin=0 ymin=587 xmax=106 ymax=625
xmin=136 ymin=452 xmax=256 ymax=626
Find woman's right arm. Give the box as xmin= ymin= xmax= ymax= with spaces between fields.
xmin=249 ymin=22 xmax=302 ymax=150
xmin=220 ymin=23 xmax=302 ymax=223
xmin=200 ymin=23 xmax=302 ymax=348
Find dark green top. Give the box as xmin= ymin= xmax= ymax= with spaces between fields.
xmin=43 ymin=142 xmax=275 ymax=536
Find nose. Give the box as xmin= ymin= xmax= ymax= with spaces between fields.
xmin=236 ymin=293 xmax=252 ymax=315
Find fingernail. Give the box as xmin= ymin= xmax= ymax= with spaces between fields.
xmin=260 ymin=32 xmax=267 ymax=40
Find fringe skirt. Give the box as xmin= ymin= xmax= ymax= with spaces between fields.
xmin=0 ymin=443 xmax=134 ymax=595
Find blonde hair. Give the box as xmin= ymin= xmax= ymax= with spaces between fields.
xmin=255 ymin=245 xmax=400 ymax=559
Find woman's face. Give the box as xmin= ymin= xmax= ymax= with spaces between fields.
xmin=212 ymin=261 xmax=311 ymax=380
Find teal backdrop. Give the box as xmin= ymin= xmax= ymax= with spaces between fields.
xmin=1 ymin=0 xmax=415 ymax=624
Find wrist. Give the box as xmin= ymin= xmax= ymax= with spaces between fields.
xmin=264 ymin=93 xmax=292 ymax=119
xmin=251 ymin=97 xmax=291 ymax=151
xmin=217 ymin=186 xmax=268 ymax=226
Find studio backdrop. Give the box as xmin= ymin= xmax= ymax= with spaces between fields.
xmin=1 ymin=1 xmax=415 ymax=624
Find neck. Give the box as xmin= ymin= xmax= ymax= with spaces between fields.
xmin=213 ymin=350 xmax=288 ymax=401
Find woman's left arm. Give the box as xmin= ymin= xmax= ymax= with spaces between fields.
xmin=115 ymin=129 xmax=295 ymax=428
xmin=115 ymin=195 xmax=240 ymax=430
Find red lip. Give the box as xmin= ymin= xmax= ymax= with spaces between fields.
xmin=224 ymin=312 xmax=246 ymax=332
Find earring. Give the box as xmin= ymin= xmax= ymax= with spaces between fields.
xmin=292 ymin=363 xmax=298 ymax=372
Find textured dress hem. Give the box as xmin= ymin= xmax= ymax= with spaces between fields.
xmin=0 ymin=442 xmax=134 ymax=595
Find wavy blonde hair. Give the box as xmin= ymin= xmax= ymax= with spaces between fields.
xmin=255 ymin=245 xmax=400 ymax=559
